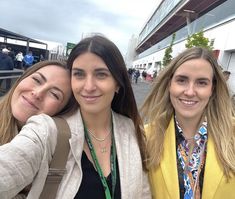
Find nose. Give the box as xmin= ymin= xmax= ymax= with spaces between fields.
xmin=184 ymin=83 xmax=196 ymax=96
xmin=31 ymin=87 xmax=45 ymax=100
xmin=84 ymin=76 xmax=96 ymax=91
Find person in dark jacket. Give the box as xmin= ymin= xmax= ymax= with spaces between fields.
xmin=0 ymin=49 xmax=14 ymax=90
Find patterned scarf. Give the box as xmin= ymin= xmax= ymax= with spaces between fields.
xmin=176 ymin=120 xmax=207 ymax=199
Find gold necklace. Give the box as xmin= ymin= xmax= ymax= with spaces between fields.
xmin=92 ymin=135 xmax=111 ymax=153
xmin=100 ymin=145 xmax=108 ymax=153
xmin=87 ymin=128 xmax=111 ymax=142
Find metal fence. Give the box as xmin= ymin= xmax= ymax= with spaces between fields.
xmin=0 ymin=69 xmax=23 ymax=96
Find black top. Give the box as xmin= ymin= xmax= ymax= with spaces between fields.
xmin=74 ymin=151 xmax=121 ymax=199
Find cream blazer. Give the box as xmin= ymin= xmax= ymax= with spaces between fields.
xmin=147 ymin=118 xmax=235 ymax=199
xmin=0 ymin=109 xmax=151 ymax=199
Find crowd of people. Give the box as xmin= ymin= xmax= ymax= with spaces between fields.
xmin=0 ymin=46 xmax=35 ymax=70
xmin=0 ymin=35 xmax=234 ymax=199
xmin=128 ymin=68 xmax=141 ymax=84
xmin=0 ymin=45 xmax=43 ymax=92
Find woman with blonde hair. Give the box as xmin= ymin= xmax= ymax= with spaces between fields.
xmin=141 ymin=47 xmax=235 ymax=199
xmin=0 ymin=60 xmax=75 ymax=145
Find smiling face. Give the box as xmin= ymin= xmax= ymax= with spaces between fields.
xmin=169 ymin=58 xmax=213 ymax=123
xmin=71 ymin=52 xmax=119 ymax=117
xmin=11 ymin=65 xmax=72 ymax=123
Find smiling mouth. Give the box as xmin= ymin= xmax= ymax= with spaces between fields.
xmin=180 ymin=99 xmax=197 ymax=105
xmin=22 ymin=96 xmax=39 ymax=110
xmin=82 ymin=95 xmax=100 ymax=102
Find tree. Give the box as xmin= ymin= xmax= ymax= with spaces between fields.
xmin=185 ymin=30 xmax=213 ymax=50
xmin=162 ymin=33 xmax=176 ymax=67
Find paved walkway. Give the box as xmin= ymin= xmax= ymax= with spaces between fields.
xmin=131 ymin=80 xmax=153 ymax=108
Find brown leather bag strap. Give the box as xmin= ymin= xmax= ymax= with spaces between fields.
xmin=39 ymin=117 xmax=71 ymax=199
xmin=48 ymin=117 xmax=71 ymax=169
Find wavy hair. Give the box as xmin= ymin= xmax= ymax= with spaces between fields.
xmin=0 ymin=60 xmax=76 ymax=145
xmin=141 ymin=47 xmax=235 ymax=177
xmin=67 ymin=34 xmax=147 ymax=170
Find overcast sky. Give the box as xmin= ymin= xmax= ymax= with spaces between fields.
xmin=1 ymin=0 xmax=160 ymax=54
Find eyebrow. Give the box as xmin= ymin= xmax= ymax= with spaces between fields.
xmin=35 ymin=72 xmax=47 ymax=82
xmin=174 ymin=75 xmax=187 ymax=79
xmin=175 ymin=75 xmax=211 ymax=81
xmin=95 ymin=68 xmax=110 ymax=72
xmin=72 ymin=67 xmax=110 ymax=72
xmin=35 ymin=72 xmax=64 ymax=95
xmin=72 ymin=68 xmax=83 ymax=72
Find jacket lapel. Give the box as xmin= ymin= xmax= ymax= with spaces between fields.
xmin=202 ymin=136 xmax=223 ymax=199
xmin=66 ymin=109 xmax=85 ymax=164
xmin=112 ymin=112 xmax=129 ymax=198
xmin=160 ymin=118 xmax=180 ymax=199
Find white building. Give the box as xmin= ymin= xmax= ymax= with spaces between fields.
xmin=133 ymin=0 xmax=235 ymax=93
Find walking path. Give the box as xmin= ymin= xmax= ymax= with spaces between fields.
xmin=132 ymin=81 xmax=153 ymax=108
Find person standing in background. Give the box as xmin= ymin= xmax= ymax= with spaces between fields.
xmin=15 ymin=51 xmax=24 ymax=69
xmin=142 ymin=70 xmax=147 ymax=81
xmin=40 ymin=54 xmax=45 ymax=62
xmin=134 ymin=69 xmax=140 ymax=84
xmin=0 ymin=48 xmax=14 ymax=91
xmin=7 ymin=47 xmax=15 ymax=66
xmin=23 ymin=51 xmax=34 ymax=70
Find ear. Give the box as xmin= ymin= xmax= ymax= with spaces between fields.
xmin=115 ymin=86 xmax=120 ymax=93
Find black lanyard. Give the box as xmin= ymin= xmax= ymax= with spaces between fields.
xmin=84 ymin=121 xmax=117 ymax=199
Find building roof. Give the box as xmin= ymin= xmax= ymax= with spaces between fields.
xmin=136 ymin=0 xmax=227 ymax=53
xmin=0 ymin=27 xmax=46 ymax=45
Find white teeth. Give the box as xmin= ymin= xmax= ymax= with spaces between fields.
xmin=181 ymin=100 xmax=195 ymax=105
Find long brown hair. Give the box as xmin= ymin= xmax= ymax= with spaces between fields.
xmin=67 ymin=35 xmax=147 ymax=170
xmin=141 ymin=47 xmax=235 ymax=177
xmin=0 ymin=60 xmax=76 ymax=145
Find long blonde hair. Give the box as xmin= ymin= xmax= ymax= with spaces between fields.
xmin=0 ymin=60 xmax=76 ymax=145
xmin=141 ymin=47 xmax=235 ymax=178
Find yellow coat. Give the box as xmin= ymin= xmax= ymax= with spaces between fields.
xmin=147 ymin=118 xmax=235 ymax=199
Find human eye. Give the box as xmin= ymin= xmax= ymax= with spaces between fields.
xmin=95 ymin=68 xmax=110 ymax=79
xmin=50 ymin=92 xmax=59 ymax=100
xmin=32 ymin=76 xmax=42 ymax=84
xmin=72 ymin=70 xmax=85 ymax=79
xmin=197 ymin=80 xmax=208 ymax=87
xmin=96 ymin=71 xmax=109 ymax=79
xmin=175 ymin=77 xmax=187 ymax=85
xmin=49 ymin=90 xmax=62 ymax=100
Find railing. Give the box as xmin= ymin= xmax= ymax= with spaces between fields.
xmin=0 ymin=69 xmax=24 ymax=96
xmin=0 ymin=68 xmax=24 ymax=74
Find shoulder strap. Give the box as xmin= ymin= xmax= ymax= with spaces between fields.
xmin=49 ymin=117 xmax=71 ymax=169
xmin=39 ymin=117 xmax=71 ymax=199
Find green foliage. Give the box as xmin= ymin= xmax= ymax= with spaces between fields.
xmin=162 ymin=33 xmax=176 ymax=67
xmin=162 ymin=48 xmax=172 ymax=67
xmin=185 ymin=30 xmax=213 ymax=50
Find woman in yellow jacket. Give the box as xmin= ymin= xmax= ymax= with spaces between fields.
xmin=141 ymin=47 xmax=235 ymax=199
